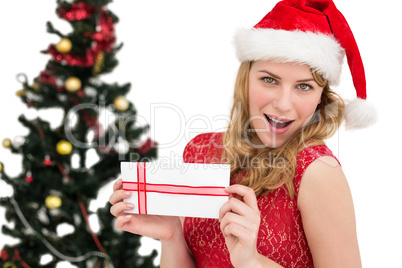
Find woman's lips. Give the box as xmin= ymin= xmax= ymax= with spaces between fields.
xmin=264 ymin=114 xmax=294 ymax=135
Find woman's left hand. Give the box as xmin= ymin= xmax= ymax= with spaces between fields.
xmin=219 ymin=184 xmax=262 ymax=268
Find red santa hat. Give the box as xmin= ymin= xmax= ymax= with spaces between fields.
xmin=234 ymin=0 xmax=377 ymax=129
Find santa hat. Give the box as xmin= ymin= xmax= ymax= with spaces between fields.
xmin=234 ymin=0 xmax=377 ymax=129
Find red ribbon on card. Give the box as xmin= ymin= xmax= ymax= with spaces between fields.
xmin=123 ymin=162 xmax=229 ymax=214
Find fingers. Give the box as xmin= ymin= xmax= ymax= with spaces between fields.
xmin=221 ymin=220 xmax=256 ymax=242
xmin=110 ymin=178 xmax=135 ymax=218
xmin=225 ymin=184 xmax=259 ymax=210
xmin=109 ymin=189 xmax=132 ymax=204
xmin=110 ymin=201 xmax=134 ymax=217
xmin=114 ymin=213 xmax=182 ymax=241
xmin=219 ymin=196 xmax=254 ymax=220
xmin=109 ymin=177 xmax=131 ymax=205
xmin=114 ymin=214 xmax=135 ymax=231
xmin=219 ymin=184 xmax=260 ymax=220
xmin=109 ymin=178 xmax=124 ymax=205
xmin=220 ymin=212 xmax=250 ymax=234
xmin=219 ymin=202 xmax=260 ymax=239
xmin=113 ymin=178 xmax=123 ymax=191
xmin=219 ymin=185 xmax=261 ymax=242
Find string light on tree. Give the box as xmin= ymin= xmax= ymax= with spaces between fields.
xmin=45 ymin=195 xmax=62 ymax=210
xmin=56 ymin=140 xmax=72 ymax=155
xmin=55 ymin=38 xmax=72 ymax=54
xmin=114 ymin=137 xmax=129 ymax=154
xmin=43 ymin=155 xmax=52 ymax=166
xmin=113 ymin=96 xmax=129 ymax=111
xmin=25 ymin=172 xmax=33 ymax=183
xmin=65 ymin=76 xmax=81 ymax=92
xmin=12 ymin=136 xmax=26 ymax=149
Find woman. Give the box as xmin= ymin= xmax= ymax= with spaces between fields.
xmin=109 ymin=0 xmax=376 ymax=267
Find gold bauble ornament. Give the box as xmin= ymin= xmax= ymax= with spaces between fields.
xmin=15 ymin=89 xmax=27 ymax=97
xmin=45 ymin=195 xmax=62 ymax=209
xmin=65 ymin=76 xmax=82 ymax=92
xmin=0 ymin=162 xmax=3 ymax=173
xmin=3 ymin=262 xmax=17 ymax=268
xmin=56 ymin=38 xmax=72 ymax=54
xmin=2 ymin=138 xmax=11 ymax=149
xmin=114 ymin=96 xmax=129 ymax=111
xmin=31 ymin=82 xmax=40 ymax=92
xmin=56 ymin=140 xmax=72 ymax=155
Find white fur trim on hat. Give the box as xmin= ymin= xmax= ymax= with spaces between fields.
xmin=234 ymin=28 xmax=345 ymax=86
xmin=344 ymin=98 xmax=378 ymax=130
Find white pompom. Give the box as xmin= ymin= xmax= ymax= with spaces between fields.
xmin=344 ymin=98 xmax=378 ymax=130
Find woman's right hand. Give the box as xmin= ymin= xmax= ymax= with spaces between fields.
xmin=109 ymin=178 xmax=182 ymax=242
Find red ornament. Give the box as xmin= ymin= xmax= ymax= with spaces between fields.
xmin=43 ymin=156 xmax=52 ymax=166
xmin=25 ymin=173 xmax=33 ymax=183
xmin=76 ymin=89 xmax=84 ymax=97
xmin=1 ymin=248 xmax=9 ymax=260
xmin=138 ymin=138 xmax=157 ymax=154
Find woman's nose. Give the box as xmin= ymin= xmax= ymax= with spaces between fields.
xmin=272 ymin=87 xmax=293 ymax=112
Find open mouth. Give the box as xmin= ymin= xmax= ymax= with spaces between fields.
xmin=264 ymin=114 xmax=294 ymax=129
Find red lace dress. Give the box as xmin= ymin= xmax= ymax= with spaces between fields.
xmin=182 ymin=132 xmax=338 ymax=268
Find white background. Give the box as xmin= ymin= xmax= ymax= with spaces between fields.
xmin=1 ymin=1 xmax=401 ymax=267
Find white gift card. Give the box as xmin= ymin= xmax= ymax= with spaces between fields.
xmin=121 ymin=162 xmax=230 ymax=219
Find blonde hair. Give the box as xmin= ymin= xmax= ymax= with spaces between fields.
xmin=222 ymin=61 xmax=345 ymax=199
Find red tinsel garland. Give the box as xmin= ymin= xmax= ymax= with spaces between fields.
xmin=38 ymin=69 xmax=64 ymax=92
xmin=13 ymin=248 xmax=31 ymax=268
xmin=38 ymin=70 xmax=56 ymax=86
xmin=57 ymin=2 xmax=96 ymax=21
xmin=48 ymin=45 xmax=96 ymax=67
xmin=92 ymin=11 xmax=115 ymax=53
xmin=1 ymin=248 xmax=9 ymax=260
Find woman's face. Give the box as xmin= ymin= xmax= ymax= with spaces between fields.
xmin=248 ymin=60 xmax=324 ymax=148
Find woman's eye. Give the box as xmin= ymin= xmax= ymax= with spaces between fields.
xmin=298 ymin=84 xmax=311 ymax=91
xmin=263 ymin=77 xmax=276 ymax=84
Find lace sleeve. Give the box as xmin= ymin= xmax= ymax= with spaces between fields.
xmin=183 ymin=132 xmax=224 ymax=164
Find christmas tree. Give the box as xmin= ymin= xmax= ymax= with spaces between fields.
xmin=0 ymin=1 xmax=158 ymax=267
